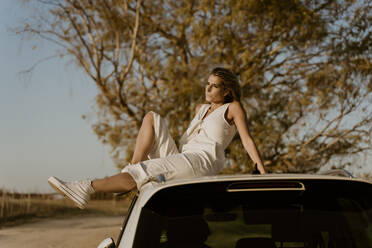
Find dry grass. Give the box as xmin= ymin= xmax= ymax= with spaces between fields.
xmin=0 ymin=189 xmax=132 ymax=227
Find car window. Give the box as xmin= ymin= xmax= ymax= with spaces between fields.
xmin=133 ymin=180 xmax=372 ymax=248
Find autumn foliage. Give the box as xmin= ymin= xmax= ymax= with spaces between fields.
xmin=18 ymin=0 xmax=372 ymax=174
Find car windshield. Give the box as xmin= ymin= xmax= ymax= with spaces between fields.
xmin=133 ymin=180 xmax=372 ymax=248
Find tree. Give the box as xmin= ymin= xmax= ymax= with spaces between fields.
xmin=18 ymin=0 xmax=372 ymax=174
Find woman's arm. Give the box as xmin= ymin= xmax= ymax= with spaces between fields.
xmin=228 ymin=101 xmax=266 ymax=174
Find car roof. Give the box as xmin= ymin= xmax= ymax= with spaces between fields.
xmin=136 ymin=173 xmax=372 ymax=207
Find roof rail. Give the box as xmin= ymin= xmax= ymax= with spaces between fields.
xmin=317 ymin=169 xmax=354 ymax=178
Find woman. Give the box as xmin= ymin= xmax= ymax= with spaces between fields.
xmin=48 ymin=67 xmax=266 ymax=209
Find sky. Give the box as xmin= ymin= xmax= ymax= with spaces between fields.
xmin=0 ymin=1 xmax=117 ymax=193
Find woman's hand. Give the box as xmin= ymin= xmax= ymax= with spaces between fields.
xmin=259 ymin=168 xmax=266 ymax=174
xmin=253 ymin=163 xmax=266 ymax=175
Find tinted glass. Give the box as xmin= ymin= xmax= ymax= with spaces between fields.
xmin=133 ymin=180 xmax=372 ymax=248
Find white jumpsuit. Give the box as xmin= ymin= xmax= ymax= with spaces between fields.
xmin=121 ymin=103 xmax=237 ymax=189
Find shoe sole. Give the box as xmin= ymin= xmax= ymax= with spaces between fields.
xmin=48 ymin=176 xmax=86 ymax=209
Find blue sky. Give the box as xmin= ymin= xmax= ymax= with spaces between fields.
xmin=0 ymin=1 xmax=117 ymax=192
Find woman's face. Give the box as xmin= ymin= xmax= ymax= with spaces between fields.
xmin=205 ymin=74 xmax=228 ymax=104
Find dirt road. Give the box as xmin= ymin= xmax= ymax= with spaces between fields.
xmin=0 ymin=216 xmax=124 ymax=248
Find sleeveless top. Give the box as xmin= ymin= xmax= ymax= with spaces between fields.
xmin=179 ymin=103 xmax=237 ymax=168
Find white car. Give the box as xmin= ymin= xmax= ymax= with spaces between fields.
xmin=98 ymin=171 xmax=372 ymax=248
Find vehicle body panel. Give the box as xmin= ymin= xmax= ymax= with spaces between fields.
xmin=114 ymin=173 xmax=372 ymax=248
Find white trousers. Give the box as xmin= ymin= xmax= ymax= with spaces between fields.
xmin=121 ymin=112 xmax=216 ymax=189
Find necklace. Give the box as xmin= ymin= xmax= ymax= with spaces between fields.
xmin=209 ymin=103 xmax=223 ymax=113
xmin=202 ymin=104 xmax=222 ymax=121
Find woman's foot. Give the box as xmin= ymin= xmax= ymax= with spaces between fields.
xmin=48 ymin=176 xmax=95 ymax=209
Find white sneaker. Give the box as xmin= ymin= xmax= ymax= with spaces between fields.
xmin=48 ymin=176 xmax=95 ymax=209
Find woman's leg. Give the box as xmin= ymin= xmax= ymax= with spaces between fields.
xmin=131 ymin=112 xmax=155 ymax=164
xmin=48 ymin=172 xmax=136 ymax=209
xmin=91 ymin=172 xmax=136 ymax=193
xmin=48 ymin=113 xmax=156 ymax=209
xmin=91 ymin=112 xmax=156 ymax=193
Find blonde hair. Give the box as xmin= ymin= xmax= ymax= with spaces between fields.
xmin=210 ymin=67 xmax=241 ymax=103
